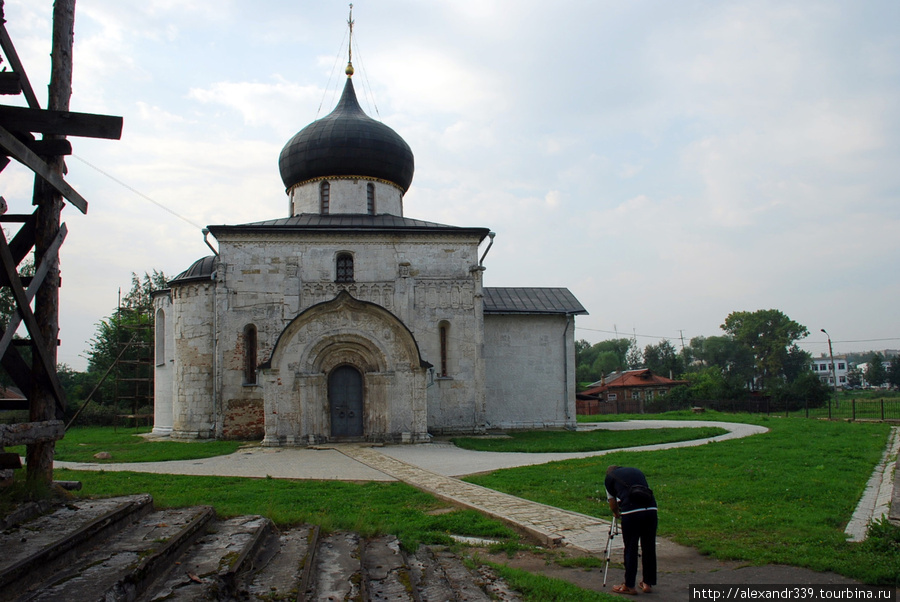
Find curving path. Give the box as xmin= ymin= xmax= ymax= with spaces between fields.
xmin=379 ymin=420 xmax=768 ymax=476
xmin=53 ymin=420 xmax=765 ymax=480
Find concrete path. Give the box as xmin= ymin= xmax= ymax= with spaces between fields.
xmin=379 ymin=420 xmax=767 ymax=477
xmin=844 ymin=426 xmax=899 ymax=541
xmin=54 ymin=420 xmax=764 ymax=482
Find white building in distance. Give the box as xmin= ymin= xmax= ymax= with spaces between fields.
xmin=811 ymin=354 xmax=849 ymax=387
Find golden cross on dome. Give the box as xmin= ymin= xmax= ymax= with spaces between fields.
xmin=346 ymin=4 xmax=355 ymax=77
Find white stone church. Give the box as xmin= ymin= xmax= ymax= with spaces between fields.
xmin=151 ymin=68 xmax=587 ymax=445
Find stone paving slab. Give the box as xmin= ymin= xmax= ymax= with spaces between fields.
xmin=845 ymin=427 xmax=899 ymax=541
xmin=337 ymin=444 xmax=612 ymax=553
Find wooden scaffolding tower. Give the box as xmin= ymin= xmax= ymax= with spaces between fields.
xmin=0 ymin=1 xmax=122 ymax=484
xmin=113 ymin=298 xmax=154 ymax=429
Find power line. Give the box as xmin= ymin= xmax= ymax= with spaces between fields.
xmin=576 ymin=326 xmax=678 ymax=340
xmin=577 ymin=326 xmax=900 ymax=348
xmin=798 ymin=338 xmax=900 ymax=346
xmin=71 ymin=154 xmax=204 ymax=231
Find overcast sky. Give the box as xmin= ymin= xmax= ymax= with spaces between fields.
xmin=3 ymin=0 xmax=898 ymax=371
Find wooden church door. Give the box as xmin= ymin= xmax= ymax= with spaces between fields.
xmin=328 ymin=365 xmax=364 ymax=437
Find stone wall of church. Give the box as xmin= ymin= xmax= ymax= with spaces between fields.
xmin=170 ymin=280 xmax=217 ymax=439
xmin=483 ymin=314 xmax=577 ymax=430
xmin=151 ymin=291 xmax=174 ymax=436
xmin=212 ymin=232 xmax=487 ymax=439
xmin=420 ymin=287 xmax=486 ymax=434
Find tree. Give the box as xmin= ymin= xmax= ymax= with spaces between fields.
xmin=592 ymin=351 xmax=621 ymax=379
xmin=782 ymin=344 xmax=813 ymax=383
xmin=888 ymin=357 xmax=900 ymax=389
xmin=643 ymin=339 xmax=682 ymax=377
xmin=83 ymin=271 xmax=168 ymax=407
xmin=575 ymin=338 xmax=634 ymax=384
xmin=689 ymin=335 xmax=755 ymax=386
xmin=0 ymin=258 xmax=35 ymax=330
xmin=864 ymin=353 xmax=887 ymax=388
xmin=720 ymin=309 xmax=809 ymax=390
xmin=626 ymin=341 xmax=643 ymax=370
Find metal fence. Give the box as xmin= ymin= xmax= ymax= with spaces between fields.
xmin=689 ymin=398 xmax=900 ymax=420
xmin=583 ymin=397 xmax=900 ymax=421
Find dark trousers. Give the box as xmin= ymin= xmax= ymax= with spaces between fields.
xmin=620 ymin=510 xmax=657 ymax=588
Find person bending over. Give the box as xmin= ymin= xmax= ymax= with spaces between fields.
xmin=605 ymin=465 xmax=657 ymax=594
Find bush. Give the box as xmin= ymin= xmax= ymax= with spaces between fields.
xmin=64 ymin=402 xmax=153 ymax=428
xmin=770 ymin=372 xmax=831 ymax=410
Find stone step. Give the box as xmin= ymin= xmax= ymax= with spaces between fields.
xmin=140 ymin=514 xmax=274 ymax=601
xmin=9 ymin=505 xmax=215 ymax=602
xmin=0 ymin=494 xmax=154 ymax=601
xmin=409 ymin=546 xmax=497 ymax=602
xmin=305 ymin=531 xmax=365 ymax=600
xmin=1 ymin=495 xmax=524 ymax=601
xmin=241 ymin=524 xmax=312 ymax=600
xmin=361 ymin=535 xmax=415 ymax=601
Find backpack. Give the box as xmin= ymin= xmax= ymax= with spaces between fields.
xmin=612 ymin=473 xmax=655 ymax=506
xmin=626 ymin=483 xmax=654 ymax=506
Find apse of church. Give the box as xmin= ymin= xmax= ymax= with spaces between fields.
xmin=152 ymin=51 xmax=586 ymax=445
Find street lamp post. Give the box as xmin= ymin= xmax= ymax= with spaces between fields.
xmin=821 ymin=329 xmax=838 ymax=408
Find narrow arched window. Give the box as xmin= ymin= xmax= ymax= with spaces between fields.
xmin=320 ymin=181 xmax=330 ymax=214
xmin=155 ymin=308 xmax=166 ymax=366
xmin=439 ymin=321 xmax=449 ymax=377
xmin=366 ymin=183 xmax=376 ymax=215
xmin=243 ymin=324 xmax=258 ymax=385
xmin=336 ymin=253 xmax=354 ymax=283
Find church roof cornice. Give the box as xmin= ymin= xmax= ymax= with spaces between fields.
xmin=207 ymin=214 xmax=491 ymax=240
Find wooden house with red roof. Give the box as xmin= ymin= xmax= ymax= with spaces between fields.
xmin=577 ymin=369 xmax=688 ymax=414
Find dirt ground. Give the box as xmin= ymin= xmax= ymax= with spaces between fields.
xmin=476 ymin=535 xmax=869 ymax=602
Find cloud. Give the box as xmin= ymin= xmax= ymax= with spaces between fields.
xmin=188 ymin=79 xmax=323 ymax=135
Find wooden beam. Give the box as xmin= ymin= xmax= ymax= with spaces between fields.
xmin=0 ymin=138 xmax=72 ymax=157
xmin=0 ymin=125 xmax=87 ymax=213
xmin=0 ymin=344 xmax=33 ymax=400
xmin=0 ymin=420 xmax=65 ymax=447
xmin=0 ymin=223 xmax=66 ymax=359
xmin=0 ymin=22 xmax=41 ymax=109
xmin=0 ymin=453 xmax=23 ymax=470
xmin=0 ymin=233 xmax=66 ymax=414
xmin=0 ymin=72 xmax=22 ymax=95
xmin=7 ymin=212 xmax=36 ymax=267
xmin=0 ymin=400 xmax=29 ymax=411
xmin=0 ymin=104 xmax=122 ymax=140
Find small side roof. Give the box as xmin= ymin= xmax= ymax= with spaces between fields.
xmin=483 ymin=287 xmax=587 ymax=315
xmin=169 ymin=255 xmax=216 ymax=286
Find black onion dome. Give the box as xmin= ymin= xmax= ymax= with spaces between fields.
xmin=278 ymin=77 xmax=415 ymax=193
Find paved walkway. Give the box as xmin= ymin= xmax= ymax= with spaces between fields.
xmin=54 ymin=420 xmax=897 ymax=557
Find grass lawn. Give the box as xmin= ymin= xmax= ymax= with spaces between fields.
xmin=47 ymin=468 xmax=516 ymax=553
xmin=451 ymin=426 xmax=728 ymax=452
xmin=4 ymin=414 xmax=898 ymax=590
xmin=466 ymin=412 xmax=900 ymax=585
xmin=6 ymin=426 xmax=245 ymax=463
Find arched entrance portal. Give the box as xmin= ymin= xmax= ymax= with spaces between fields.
xmin=328 ymin=365 xmax=363 ymax=437
xmin=260 ymin=292 xmax=432 ymax=446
